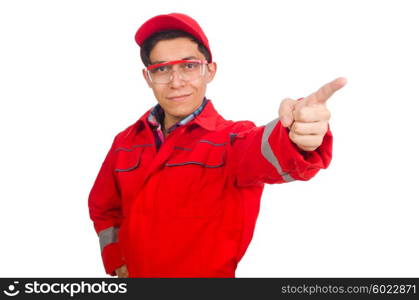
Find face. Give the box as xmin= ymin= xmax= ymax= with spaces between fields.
xmin=142 ymin=37 xmax=217 ymax=127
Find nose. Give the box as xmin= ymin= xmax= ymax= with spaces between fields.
xmin=168 ymin=68 xmax=186 ymax=88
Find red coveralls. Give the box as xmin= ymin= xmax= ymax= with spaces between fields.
xmin=88 ymin=99 xmax=332 ymax=277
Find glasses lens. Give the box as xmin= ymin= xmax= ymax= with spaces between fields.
xmin=148 ymin=61 xmax=204 ymax=84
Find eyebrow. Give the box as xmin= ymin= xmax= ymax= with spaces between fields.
xmin=150 ymin=56 xmax=199 ymax=65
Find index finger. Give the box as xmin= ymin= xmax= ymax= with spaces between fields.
xmin=305 ymin=77 xmax=347 ymax=105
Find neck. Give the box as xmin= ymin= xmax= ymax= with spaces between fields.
xmin=163 ymin=115 xmax=180 ymax=132
xmin=162 ymin=126 xmax=168 ymax=138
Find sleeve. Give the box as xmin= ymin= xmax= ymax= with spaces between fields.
xmin=88 ymin=135 xmax=125 ymax=276
xmin=228 ymin=117 xmax=333 ymax=187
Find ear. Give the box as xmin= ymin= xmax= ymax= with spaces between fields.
xmin=206 ymin=62 xmax=217 ymax=83
xmin=142 ymin=68 xmax=153 ymax=88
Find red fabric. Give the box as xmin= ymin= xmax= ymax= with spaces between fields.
xmin=101 ymin=243 xmax=125 ymax=276
xmin=88 ymin=99 xmax=332 ymax=277
xmin=135 ymin=13 xmax=213 ymax=62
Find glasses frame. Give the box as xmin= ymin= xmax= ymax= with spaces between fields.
xmin=145 ymin=59 xmax=208 ymax=84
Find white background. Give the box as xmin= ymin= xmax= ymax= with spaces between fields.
xmin=1 ymin=0 xmax=418 ymax=277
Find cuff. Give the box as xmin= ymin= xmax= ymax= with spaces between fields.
xmin=101 ymin=242 xmax=125 ymax=276
xmin=270 ymin=121 xmax=333 ymax=181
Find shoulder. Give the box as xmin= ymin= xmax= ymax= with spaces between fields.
xmin=112 ymin=110 xmax=151 ymax=147
xmin=223 ymin=119 xmax=257 ymax=132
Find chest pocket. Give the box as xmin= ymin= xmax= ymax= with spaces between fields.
xmin=163 ymin=140 xmax=228 ymax=218
xmin=114 ymin=144 xmax=152 ymax=199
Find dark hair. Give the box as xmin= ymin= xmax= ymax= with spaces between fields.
xmin=140 ymin=30 xmax=211 ymax=66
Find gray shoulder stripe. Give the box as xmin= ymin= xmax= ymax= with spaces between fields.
xmin=261 ymin=118 xmax=295 ymax=182
xmin=99 ymin=226 xmax=120 ymax=252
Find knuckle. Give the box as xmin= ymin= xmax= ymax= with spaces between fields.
xmin=292 ymin=122 xmax=303 ymax=134
xmin=314 ymin=135 xmax=323 ymax=146
xmin=313 ymin=122 xmax=327 ymax=136
xmin=299 ymin=143 xmax=315 ymax=151
xmin=289 ymin=130 xmax=298 ymax=142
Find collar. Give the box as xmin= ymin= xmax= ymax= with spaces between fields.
xmin=188 ymin=98 xmax=218 ymax=131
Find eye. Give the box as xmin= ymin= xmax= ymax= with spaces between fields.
xmin=150 ymin=66 xmax=168 ymax=73
xmin=182 ymin=62 xmax=199 ymax=70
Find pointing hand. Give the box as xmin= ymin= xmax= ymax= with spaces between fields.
xmin=278 ymin=77 xmax=347 ymax=151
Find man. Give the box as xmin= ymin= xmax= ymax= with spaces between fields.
xmin=88 ymin=12 xmax=346 ymax=278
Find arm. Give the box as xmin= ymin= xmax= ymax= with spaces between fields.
xmin=88 ymin=136 xmax=125 ymax=276
xmin=229 ymin=118 xmax=332 ymax=187
xmin=229 ymin=77 xmax=346 ymax=187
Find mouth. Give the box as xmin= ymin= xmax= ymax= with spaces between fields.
xmin=167 ymin=94 xmax=191 ymax=102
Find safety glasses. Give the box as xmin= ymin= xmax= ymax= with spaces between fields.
xmin=145 ymin=59 xmax=208 ymax=84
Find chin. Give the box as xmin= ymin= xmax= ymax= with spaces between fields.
xmin=169 ymin=106 xmax=193 ymax=117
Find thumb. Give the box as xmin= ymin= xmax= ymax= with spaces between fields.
xmin=279 ymin=98 xmax=297 ymax=128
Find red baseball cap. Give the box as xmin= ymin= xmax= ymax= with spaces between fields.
xmin=134 ymin=13 xmax=212 ymax=62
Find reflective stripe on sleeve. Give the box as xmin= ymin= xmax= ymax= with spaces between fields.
xmin=99 ymin=226 xmax=120 ymax=252
xmin=261 ymin=118 xmax=295 ymax=182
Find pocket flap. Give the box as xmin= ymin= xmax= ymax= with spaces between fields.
xmin=114 ymin=144 xmax=150 ymax=172
xmin=166 ymin=140 xmax=226 ymax=168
